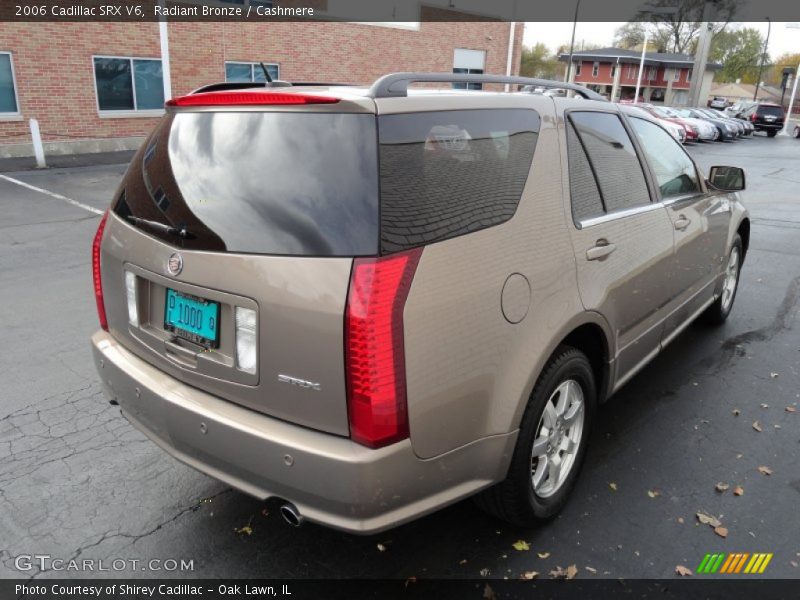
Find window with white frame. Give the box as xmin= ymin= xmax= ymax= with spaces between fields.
xmin=610 ymin=64 xmax=616 ymax=78
xmin=575 ymin=62 xmax=582 ymax=76
xmin=592 ymin=62 xmax=599 ymax=77
xmin=93 ymin=56 xmax=164 ymax=112
xmin=225 ymin=61 xmax=280 ymax=83
xmin=686 ymin=69 xmax=692 ymax=82
xmin=452 ymin=48 xmax=485 ymax=90
xmin=0 ymin=52 xmax=20 ymax=115
xmin=673 ymin=68 xmax=680 ymax=81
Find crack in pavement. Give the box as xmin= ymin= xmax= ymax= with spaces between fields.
xmin=25 ymin=488 xmax=233 ymax=580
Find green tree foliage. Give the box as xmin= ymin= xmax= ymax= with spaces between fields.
xmin=520 ymin=43 xmax=559 ymax=79
xmin=710 ymin=27 xmax=767 ymax=84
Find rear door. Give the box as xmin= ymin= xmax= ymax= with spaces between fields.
xmin=625 ymin=115 xmax=730 ymax=341
xmin=564 ymin=109 xmax=676 ymax=386
xmin=100 ymin=103 xmax=378 ymax=436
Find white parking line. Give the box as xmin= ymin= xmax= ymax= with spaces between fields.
xmin=0 ymin=174 xmax=104 ymax=216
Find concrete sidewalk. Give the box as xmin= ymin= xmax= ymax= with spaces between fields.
xmin=0 ymin=149 xmax=136 ymax=173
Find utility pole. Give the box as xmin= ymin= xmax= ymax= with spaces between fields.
xmin=687 ymin=0 xmax=715 ymax=108
xmin=753 ymin=17 xmax=771 ymax=101
xmin=564 ymin=0 xmax=582 ymax=82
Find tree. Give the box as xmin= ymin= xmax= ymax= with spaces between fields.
xmin=709 ymin=27 xmax=766 ymax=83
xmin=520 ymin=43 xmax=558 ymax=79
xmin=769 ymin=53 xmax=800 ymax=88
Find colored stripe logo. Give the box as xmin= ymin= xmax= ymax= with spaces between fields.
xmin=696 ymin=553 xmax=773 ymax=574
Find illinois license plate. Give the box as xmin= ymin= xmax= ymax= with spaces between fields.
xmin=164 ymin=289 xmax=220 ymax=347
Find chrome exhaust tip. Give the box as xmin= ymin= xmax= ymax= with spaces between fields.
xmin=279 ymin=503 xmax=304 ymax=527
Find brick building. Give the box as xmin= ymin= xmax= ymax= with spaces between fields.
xmin=559 ymin=47 xmax=721 ymax=105
xmin=0 ymin=15 xmax=523 ymax=157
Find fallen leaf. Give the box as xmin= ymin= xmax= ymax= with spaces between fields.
xmin=787 ymin=406 xmax=797 ymax=413
xmin=377 ymin=543 xmax=387 ymax=552
xmin=480 ymin=568 xmax=490 ymax=577
xmin=405 ymin=576 xmax=416 ymax=587
xmin=696 ymin=512 xmax=722 ymax=528
xmin=512 ymin=540 xmax=530 ymax=551
xmin=459 ymin=559 xmax=468 ymax=565
xmin=760 ymin=403 xmax=769 ymax=409
xmin=483 ymin=583 xmax=496 ymax=600
xmin=770 ymin=372 xmax=779 ymax=378
xmin=758 ymin=466 xmax=773 ymax=476
xmin=549 ymin=565 xmax=578 ymax=579
xmin=736 ymin=454 xmax=743 ymax=459
xmin=714 ymin=526 xmax=729 ymax=538
xmin=234 ymin=516 xmax=254 ymax=536
xmin=790 ymin=561 xmax=798 ymax=569
xmin=715 ymin=482 xmax=730 ymax=493
xmin=732 ymin=409 xmax=741 ymax=416
xmin=675 ymin=565 xmax=693 ymax=576
xmin=609 ymin=482 xmax=618 ymax=491
xmin=260 ymin=508 xmax=269 ymax=518
xmin=537 ymin=552 xmax=550 ymax=559
xmin=647 ymin=489 xmax=661 ymax=498
xmin=774 ymin=424 xmax=781 ymax=429
xmin=733 ymin=486 xmax=744 ymax=496
xmin=585 ymin=566 xmax=597 ymax=573
xmin=752 ymin=421 xmax=762 ymax=432
xmin=677 ymin=517 xmax=684 ymax=524
xmin=520 ymin=571 xmax=539 ymax=580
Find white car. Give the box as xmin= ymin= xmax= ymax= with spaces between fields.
xmin=620 ymin=105 xmax=687 ymax=144
xmin=671 ymin=107 xmax=718 ymax=141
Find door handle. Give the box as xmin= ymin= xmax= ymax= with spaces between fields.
xmin=674 ymin=215 xmax=691 ymax=231
xmin=586 ymin=239 xmax=616 ymax=261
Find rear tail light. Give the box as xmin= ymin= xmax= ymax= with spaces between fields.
xmin=345 ymin=249 xmax=422 ymax=448
xmin=124 ymin=271 xmax=139 ymax=327
xmin=92 ymin=211 xmax=109 ymax=331
xmin=235 ymin=307 xmax=257 ymax=374
xmin=166 ymin=91 xmax=340 ymax=107
xmin=750 ymin=113 xmax=757 ymax=122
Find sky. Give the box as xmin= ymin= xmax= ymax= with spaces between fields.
xmin=523 ymin=22 xmax=800 ymax=60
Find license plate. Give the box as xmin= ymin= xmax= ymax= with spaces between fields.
xmin=164 ymin=289 xmax=220 ymax=348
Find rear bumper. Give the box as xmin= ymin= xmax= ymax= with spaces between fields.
xmin=92 ymin=331 xmax=516 ymax=534
xmin=754 ymin=123 xmax=782 ymax=131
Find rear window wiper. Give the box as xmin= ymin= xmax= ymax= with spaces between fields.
xmin=126 ymin=216 xmax=195 ymax=239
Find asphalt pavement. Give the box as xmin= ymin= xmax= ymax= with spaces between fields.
xmin=1 ymin=132 xmax=798 ymax=581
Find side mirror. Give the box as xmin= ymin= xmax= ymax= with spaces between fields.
xmin=708 ymin=166 xmax=745 ymax=191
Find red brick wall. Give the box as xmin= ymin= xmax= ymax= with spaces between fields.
xmin=0 ymin=20 xmax=522 ymax=150
xmin=0 ymin=22 xmax=161 ymax=146
xmin=574 ymin=61 xmax=614 ymax=85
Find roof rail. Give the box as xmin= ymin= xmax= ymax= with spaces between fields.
xmin=368 ymin=72 xmax=607 ymax=101
xmin=190 ymin=81 xmax=353 ymax=95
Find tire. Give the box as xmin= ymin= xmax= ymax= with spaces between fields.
xmin=793 ymin=127 xmax=800 ymax=139
xmin=767 ymin=130 xmax=778 ymax=137
xmin=703 ymin=234 xmax=743 ymax=325
xmin=474 ymin=346 xmax=596 ymax=526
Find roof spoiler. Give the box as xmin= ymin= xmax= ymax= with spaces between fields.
xmin=367 ymin=72 xmax=607 ymax=101
xmin=190 ymin=81 xmax=353 ymax=95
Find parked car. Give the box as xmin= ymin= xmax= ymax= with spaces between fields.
xmin=725 ymin=101 xmax=756 ymax=119
xmin=623 ymin=104 xmax=686 ymax=143
xmin=671 ymin=107 xmax=719 ymax=141
xmin=697 ymin=108 xmax=747 ymax=137
xmin=794 ymin=123 xmax=800 ymax=138
xmin=678 ymin=107 xmax=738 ymax=141
xmin=742 ymin=103 xmax=786 ymax=137
xmin=708 ymin=96 xmax=729 ymax=109
xmin=90 ymin=73 xmax=750 ymax=533
xmin=646 ymin=105 xmax=700 ymax=142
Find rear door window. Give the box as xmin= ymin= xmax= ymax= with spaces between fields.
xmin=377 ymin=109 xmax=539 ymax=253
xmin=567 ymin=111 xmax=651 ymax=214
xmin=758 ymin=105 xmax=783 ymax=117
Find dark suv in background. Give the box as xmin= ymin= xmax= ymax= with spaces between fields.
xmin=743 ymin=103 xmax=785 ymax=137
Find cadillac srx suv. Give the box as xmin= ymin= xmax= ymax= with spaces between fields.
xmin=91 ymin=73 xmax=750 ymax=533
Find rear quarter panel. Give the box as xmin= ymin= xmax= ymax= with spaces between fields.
xmin=402 ymin=97 xmax=588 ymax=459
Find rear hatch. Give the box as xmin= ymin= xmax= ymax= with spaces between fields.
xmin=98 ymin=94 xmax=378 ymax=436
xmin=754 ymin=105 xmax=784 ymax=127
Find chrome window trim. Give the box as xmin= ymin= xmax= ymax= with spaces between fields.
xmin=577 ymin=201 xmax=665 ymax=229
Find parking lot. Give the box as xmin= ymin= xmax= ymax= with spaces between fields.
xmin=1 ymin=132 xmax=799 ymax=580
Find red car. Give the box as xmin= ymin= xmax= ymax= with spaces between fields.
xmin=639 ymin=105 xmax=699 ymax=142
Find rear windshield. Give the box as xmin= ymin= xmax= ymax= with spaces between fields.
xmin=757 ymin=105 xmax=783 ymax=117
xmin=114 ymin=112 xmax=379 ymax=256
